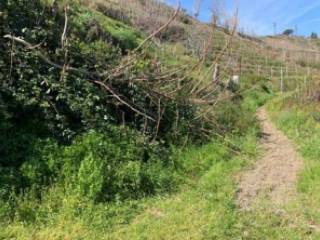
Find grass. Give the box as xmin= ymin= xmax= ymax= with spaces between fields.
xmin=94 ymin=93 xmax=320 ymax=240
xmin=7 ymin=84 xmax=319 ymax=239
xmin=105 ymin=131 xmax=259 ymax=240
xmin=0 ymin=128 xmax=260 ymax=240
xmin=0 ymin=88 xmax=272 ymax=239
xmin=72 ymin=4 xmax=143 ymax=49
xmin=263 ymin=95 xmax=320 ymax=239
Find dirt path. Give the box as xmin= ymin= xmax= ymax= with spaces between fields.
xmin=237 ymin=108 xmax=302 ymax=210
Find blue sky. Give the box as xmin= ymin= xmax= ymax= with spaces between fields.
xmin=165 ymin=0 xmax=320 ymax=36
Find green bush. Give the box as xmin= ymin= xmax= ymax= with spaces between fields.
xmin=5 ymin=127 xmax=176 ymax=202
xmin=20 ymin=139 xmax=61 ymax=188
xmin=61 ymin=128 xmax=177 ymax=201
xmin=77 ymin=152 xmax=105 ymax=200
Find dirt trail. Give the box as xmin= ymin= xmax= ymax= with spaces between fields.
xmin=238 ymin=108 xmax=302 ymax=210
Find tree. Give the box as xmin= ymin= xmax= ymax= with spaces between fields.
xmin=311 ymin=32 xmax=318 ymax=39
xmin=282 ymin=29 xmax=294 ymax=36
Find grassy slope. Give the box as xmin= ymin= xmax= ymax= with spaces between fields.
xmin=1 ymin=6 xmax=276 ymax=234
xmin=5 ymin=1 xmax=313 ymax=239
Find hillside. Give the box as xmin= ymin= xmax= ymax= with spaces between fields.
xmin=2 ymin=0 xmax=320 ymax=239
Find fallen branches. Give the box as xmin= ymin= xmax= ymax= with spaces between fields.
xmin=3 ymin=0 xmax=243 ymax=143
xmin=4 ymin=34 xmax=102 ymax=78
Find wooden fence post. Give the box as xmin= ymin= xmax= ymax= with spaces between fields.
xmin=239 ymin=56 xmax=242 ymax=76
xmin=280 ymin=67 xmax=284 ymax=94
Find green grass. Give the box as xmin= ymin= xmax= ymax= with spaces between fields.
xmin=96 ymin=94 xmax=320 ymax=240
xmin=0 ymin=129 xmax=260 ymax=240
xmin=7 ymin=87 xmax=318 ymax=239
xmin=71 ymin=5 xmax=143 ymax=50
xmin=106 ymin=131 xmax=260 ymax=240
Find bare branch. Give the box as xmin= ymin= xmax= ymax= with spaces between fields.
xmin=93 ymin=80 xmax=156 ymax=122
xmin=61 ymin=5 xmax=69 ymax=48
xmin=4 ymin=34 xmax=102 ymax=78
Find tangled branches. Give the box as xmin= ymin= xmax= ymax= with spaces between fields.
xmin=3 ymin=0 xmax=239 ymax=143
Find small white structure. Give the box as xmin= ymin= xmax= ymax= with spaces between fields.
xmin=230 ymin=75 xmax=240 ymax=85
xmin=227 ymin=75 xmax=240 ymax=91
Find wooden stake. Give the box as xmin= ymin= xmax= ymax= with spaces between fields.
xmin=280 ymin=67 xmax=284 ymax=94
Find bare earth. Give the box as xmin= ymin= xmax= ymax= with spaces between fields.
xmin=238 ymin=108 xmax=302 ymax=210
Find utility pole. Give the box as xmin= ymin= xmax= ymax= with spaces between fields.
xmin=273 ymin=22 xmax=277 ymax=36
xmin=193 ymin=0 xmax=201 ymax=18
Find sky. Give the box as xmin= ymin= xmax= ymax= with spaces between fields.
xmin=165 ymin=0 xmax=320 ymax=36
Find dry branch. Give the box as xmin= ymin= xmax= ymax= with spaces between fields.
xmin=4 ymin=34 xmax=102 ymax=78
xmin=61 ymin=5 xmax=69 ymax=48
xmin=93 ymin=80 xmax=156 ymax=122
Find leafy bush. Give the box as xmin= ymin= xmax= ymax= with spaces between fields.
xmin=20 ymin=139 xmax=61 ymax=188
xmin=0 ymin=126 xmax=178 ymax=211
xmin=215 ymin=100 xmax=258 ymax=135
xmin=60 ymin=128 xmax=177 ymax=201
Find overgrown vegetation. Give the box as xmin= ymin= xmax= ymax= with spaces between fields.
xmin=0 ymin=0 xmax=282 ymax=239
xmin=0 ymin=76 xmax=272 ymax=239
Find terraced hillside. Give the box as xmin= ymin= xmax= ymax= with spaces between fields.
xmin=2 ymin=0 xmax=320 ymax=239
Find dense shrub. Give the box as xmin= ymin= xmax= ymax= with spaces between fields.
xmin=13 ymin=128 xmax=176 ymax=202
xmin=62 ymin=128 xmax=177 ymax=201
xmin=215 ymin=75 xmax=272 ymax=135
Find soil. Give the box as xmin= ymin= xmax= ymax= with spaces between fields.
xmin=237 ymin=108 xmax=302 ymax=210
